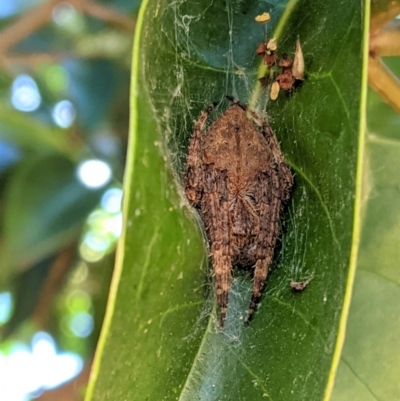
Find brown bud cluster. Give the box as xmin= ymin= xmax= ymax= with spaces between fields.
xmin=254 ymin=14 xmax=305 ymax=100
xmin=276 ymin=54 xmax=295 ymax=91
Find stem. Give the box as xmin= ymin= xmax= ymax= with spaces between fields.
xmin=368 ymin=1 xmax=400 ymax=113
xmin=0 ymin=0 xmax=135 ymax=64
xmin=82 ymin=1 xmax=135 ymax=32
xmin=0 ymin=0 xmax=59 ymax=56
xmin=370 ymin=1 xmax=400 ymax=33
xmin=370 ymin=20 xmax=400 ymax=57
xmin=368 ymin=56 xmax=400 ymax=114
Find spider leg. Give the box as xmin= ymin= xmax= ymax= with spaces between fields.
xmin=261 ymin=123 xmax=293 ymax=198
xmin=184 ymin=102 xmax=219 ymax=206
xmin=246 ymin=170 xmax=282 ymax=324
xmin=202 ymin=164 xmax=231 ymax=326
xmin=247 ymin=259 xmax=269 ymax=324
xmin=248 ymin=113 xmax=294 ymax=198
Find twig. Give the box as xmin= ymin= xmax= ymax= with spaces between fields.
xmin=368 ymin=56 xmax=400 ymax=113
xmin=82 ymin=1 xmax=135 ymax=32
xmin=368 ymin=2 xmax=400 ymax=113
xmin=370 ymin=1 xmax=400 ymax=33
xmin=0 ymin=0 xmax=135 ymax=65
xmin=33 ymin=243 xmax=77 ymax=328
xmin=0 ymin=0 xmax=59 ymax=56
xmin=36 ymin=359 xmax=93 ymax=401
xmin=0 ymin=52 xmax=69 ymax=68
xmin=370 ymin=20 xmax=400 ymax=57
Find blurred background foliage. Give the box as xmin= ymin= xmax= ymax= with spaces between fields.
xmin=0 ymin=1 xmax=140 ymax=400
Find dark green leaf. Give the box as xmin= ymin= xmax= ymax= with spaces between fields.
xmin=0 ymin=103 xmax=78 ymax=158
xmin=86 ymin=1 xmax=367 ymax=400
xmin=2 ymin=254 xmax=55 ymax=337
xmin=0 ymin=153 xmax=102 ymax=282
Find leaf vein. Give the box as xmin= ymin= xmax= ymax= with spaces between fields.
xmin=288 ymin=160 xmax=341 ymax=252
xmin=341 ymin=357 xmax=382 ymax=401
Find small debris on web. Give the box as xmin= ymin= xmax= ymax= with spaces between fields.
xmin=255 ymin=15 xmax=305 ymax=99
xmin=266 ymin=38 xmax=277 ymax=52
xmin=290 ymin=275 xmax=313 ymax=292
xmin=292 ymin=38 xmax=305 ymax=81
xmin=279 ymin=53 xmax=293 ymax=68
xmin=255 ymin=12 xmax=271 ymax=23
xmin=270 ymin=81 xmax=280 ymax=100
xmin=256 ymin=43 xmax=266 ymax=55
xmin=276 ymin=71 xmax=295 ymax=91
xmin=264 ymin=51 xmax=277 ymax=66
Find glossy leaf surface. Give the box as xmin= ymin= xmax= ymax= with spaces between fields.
xmin=87 ymin=1 xmax=367 ymax=400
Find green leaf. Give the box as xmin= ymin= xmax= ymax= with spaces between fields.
xmin=331 ymin=82 xmax=400 ymax=401
xmin=2 ymin=254 xmax=55 ymax=337
xmin=86 ymin=1 xmax=368 ymax=400
xmin=0 ymin=102 xmax=78 ymax=159
xmin=0 ymin=153 xmax=102 ymax=283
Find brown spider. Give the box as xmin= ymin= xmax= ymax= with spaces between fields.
xmin=184 ymin=96 xmax=293 ymax=326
